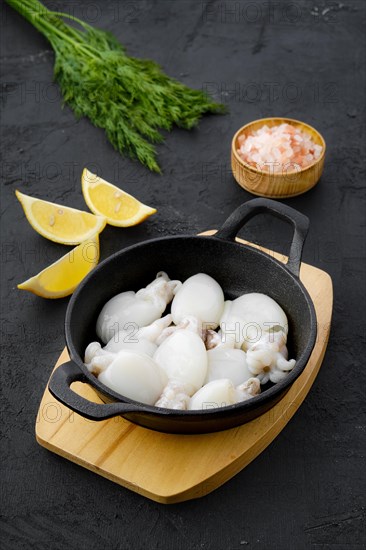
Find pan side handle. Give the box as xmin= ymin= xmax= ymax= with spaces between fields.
xmin=215 ymin=198 xmax=309 ymax=278
xmin=48 ymin=361 xmax=144 ymax=421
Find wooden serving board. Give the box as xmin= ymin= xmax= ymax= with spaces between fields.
xmin=35 ymin=237 xmax=333 ymax=504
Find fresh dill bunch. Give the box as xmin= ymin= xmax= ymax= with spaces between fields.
xmin=6 ymin=0 xmax=226 ymax=172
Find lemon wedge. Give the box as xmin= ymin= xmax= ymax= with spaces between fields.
xmin=81 ymin=168 xmax=156 ymax=227
xmin=16 ymin=190 xmax=106 ymax=245
xmin=17 ymin=235 xmax=100 ymax=298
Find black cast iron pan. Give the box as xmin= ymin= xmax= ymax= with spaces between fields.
xmin=49 ymin=198 xmax=317 ymax=434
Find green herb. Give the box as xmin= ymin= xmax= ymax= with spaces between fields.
xmin=6 ymin=0 xmax=226 ymax=172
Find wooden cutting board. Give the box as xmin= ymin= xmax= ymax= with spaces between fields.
xmin=35 ymin=236 xmax=333 ymax=504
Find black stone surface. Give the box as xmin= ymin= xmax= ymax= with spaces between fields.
xmin=1 ymin=1 xmax=365 ymax=548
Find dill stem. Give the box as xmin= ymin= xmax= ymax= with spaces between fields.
xmin=32 ymin=17 xmax=100 ymax=61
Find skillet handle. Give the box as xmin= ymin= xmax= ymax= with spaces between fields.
xmin=48 ymin=361 xmax=142 ymax=421
xmin=215 ymin=198 xmax=309 ymax=278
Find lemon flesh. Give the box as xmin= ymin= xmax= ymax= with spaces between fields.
xmin=81 ymin=168 xmax=156 ymax=227
xmin=16 ymin=190 xmax=106 ymax=245
xmin=17 ymin=235 xmax=100 ymax=298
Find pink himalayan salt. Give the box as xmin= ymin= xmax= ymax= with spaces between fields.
xmin=237 ymin=123 xmax=323 ymax=173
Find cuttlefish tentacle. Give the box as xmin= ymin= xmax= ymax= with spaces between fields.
xmin=155 ymin=379 xmax=192 ymax=410
xmin=156 ymin=315 xmax=204 ymax=346
xmin=246 ymin=329 xmax=296 ymax=384
xmin=136 ymin=314 xmax=173 ymax=342
xmin=236 ymin=378 xmax=261 ymax=401
xmin=136 ymin=272 xmax=182 ymax=311
xmin=84 ymin=342 xmax=114 ymax=375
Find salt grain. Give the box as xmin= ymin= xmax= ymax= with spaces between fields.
xmin=237 ymin=123 xmax=323 ymax=173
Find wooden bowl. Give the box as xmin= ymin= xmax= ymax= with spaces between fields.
xmin=231 ymin=117 xmax=326 ymax=198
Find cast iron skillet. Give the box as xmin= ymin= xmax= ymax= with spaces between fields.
xmin=49 ymin=198 xmax=317 ymax=434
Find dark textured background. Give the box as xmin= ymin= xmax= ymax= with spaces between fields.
xmin=1 ymin=1 xmax=365 ymax=548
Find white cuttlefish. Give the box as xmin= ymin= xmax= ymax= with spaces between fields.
xmin=85 ymin=314 xmax=173 ymax=374
xmin=153 ymin=328 xmax=208 ymax=395
xmin=98 ymin=350 xmax=167 ymax=406
xmin=96 ymin=272 xmax=181 ymax=343
xmin=171 ymin=273 xmax=225 ymax=330
xmin=189 ymin=378 xmax=261 ymax=411
xmin=220 ymin=293 xmax=289 ymax=349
